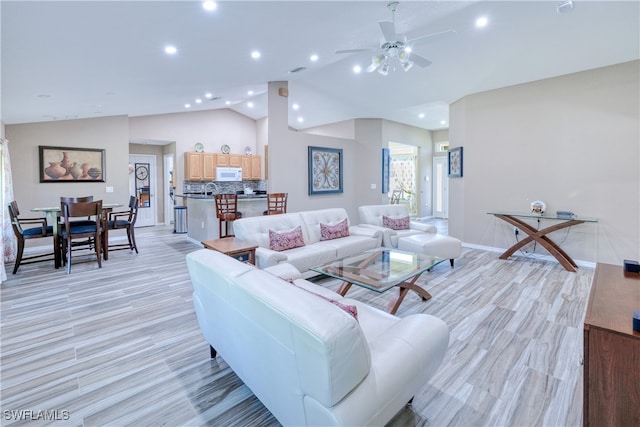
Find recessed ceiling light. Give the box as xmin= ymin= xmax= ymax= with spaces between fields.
xmin=297 ymin=117 xmax=304 ymax=123
xmin=184 ymin=103 xmax=191 ymax=108
xmin=202 ymin=1 xmax=217 ymax=11
xmin=248 ymin=90 xmax=254 ymax=96
xmin=225 ymin=101 xmax=231 ymax=105
xmin=251 ymin=51 xmax=261 ymax=59
xmin=440 ymin=120 xmax=447 ymax=125
xmin=205 ymin=92 xmax=213 ymax=98
xmin=353 ymin=65 xmax=362 ymax=74
xmin=195 ymin=98 xmax=202 ymax=104
xmin=418 ymin=113 xmax=425 ymax=119
xmin=310 ymin=54 xmax=319 ymax=62
xmin=247 ymin=101 xmax=254 ymax=108
xmin=475 ymin=16 xmax=488 ymax=28
xmin=164 ymin=45 xmax=177 ymax=55
xmin=292 ymin=103 xmax=300 ymax=110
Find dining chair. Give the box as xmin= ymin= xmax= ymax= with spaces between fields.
xmin=7 ymin=201 xmax=57 ymax=274
xmin=214 ymin=194 xmax=242 ymax=238
xmin=59 ymin=195 xmax=96 ymax=253
xmin=60 ymin=200 xmax=104 ymax=274
xmin=263 ymin=193 xmax=288 ymax=215
xmin=389 ymin=189 xmax=402 ymax=205
xmin=106 ymin=195 xmax=139 ymax=253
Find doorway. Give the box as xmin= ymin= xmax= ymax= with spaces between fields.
xmin=389 ymin=142 xmax=418 ymax=217
xmin=129 ymin=154 xmax=156 ymax=227
xmin=432 ymin=156 xmax=449 ymax=218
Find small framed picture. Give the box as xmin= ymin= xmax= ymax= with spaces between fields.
xmin=448 ymin=146 xmax=463 ymax=178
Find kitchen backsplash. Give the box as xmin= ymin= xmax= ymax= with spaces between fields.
xmin=183 ymin=180 xmax=267 ymax=195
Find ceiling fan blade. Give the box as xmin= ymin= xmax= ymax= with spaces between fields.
xmin=335 ymin=47 xmax=378 ymax=54
xmin=408 ymin=53 xmax=432 ymax=68
xmin=365 ymin=62 xmax=381 ymax=73
xmin=378 ymin=20 xmax=397 ymax=42
xmin=406 ymin=29 xmax=456 ymax=45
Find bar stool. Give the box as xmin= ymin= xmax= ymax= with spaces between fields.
xmin=263 ymin=193 xmax=288 ymax=215
xmin=215 ymin=194 xmax=242 ymax=238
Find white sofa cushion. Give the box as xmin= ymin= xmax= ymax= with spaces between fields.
xmin=234 ymin=212 xmax=309 ymax=248
xmin=359 ymin=204 xmax=437 ymax=247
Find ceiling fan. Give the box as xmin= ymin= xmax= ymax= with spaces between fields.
xmin=335 ymin=1 xmax=454 ymax=75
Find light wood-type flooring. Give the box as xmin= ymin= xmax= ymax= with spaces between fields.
xmin=1 ymin=224 xmax=592 ymax=426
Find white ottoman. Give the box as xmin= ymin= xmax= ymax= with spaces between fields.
xmin=398 ymin=234 xmax=462 ymax=267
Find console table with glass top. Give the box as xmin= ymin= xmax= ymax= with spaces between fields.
xmin=488 ymin=212 xmax=598 ymax=272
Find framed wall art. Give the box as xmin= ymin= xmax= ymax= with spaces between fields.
xmin=39 ymin=146 xmax=106 ymax=182
xmin=308 ymin=146 xmax=343 ymax=195
xmin=448 ymin=146 xmax=463 ymax=178
xmin=382 ymin=147 xmax=390 ymax=194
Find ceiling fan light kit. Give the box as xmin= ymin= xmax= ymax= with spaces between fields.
xmin=335 ymin=1 xmax=452 ymax=76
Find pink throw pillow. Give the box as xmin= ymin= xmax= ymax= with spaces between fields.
xmin=382 ymin=215 xmax=410 ymax=230
xmin=269 ymin=226 xmax=305 ymax=251
xmin=320 ymin=218 xmax=350 ymax=241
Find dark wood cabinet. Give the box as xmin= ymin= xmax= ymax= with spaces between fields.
xmin=583 ymin=263 xmax=640 ymax=426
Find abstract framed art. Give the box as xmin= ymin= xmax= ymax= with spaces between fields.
xmin=308 ymin=146 xmax=343 ymax=195
xmin=39 ymin=146 xmax=106 ymax=182
xmin=448 ymin=146 xmax=463 ymax=178
xmin=382 ymin=147 xmax=390 ymax=194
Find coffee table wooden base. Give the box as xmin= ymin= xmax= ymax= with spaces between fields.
xmin=337 ymin=272 xmax=431 ymax=315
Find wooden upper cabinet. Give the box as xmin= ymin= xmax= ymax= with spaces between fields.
xmin=250 ymin=155 xmax=261 ymax=179
xmin=241 ymin=156 xmax=251 ymax=180
xmin=216 ymin=154 xmax=230 ymax=167
xmin=203 ymin=153 xmax=216 ymax=180
xmin=185 ymin=152 xmax=203 ymax=180
xmin=229 ymin=154 xmax=243 ymax=167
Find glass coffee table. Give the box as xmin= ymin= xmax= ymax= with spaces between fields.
xmin=311 ymin=249 xmax=444 ymax=315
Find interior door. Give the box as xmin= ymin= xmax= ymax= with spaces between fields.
xmin=433 ymin=156 xmax=449 ymax=219
xmin=129 ymin=154 xmax=156 ymax=227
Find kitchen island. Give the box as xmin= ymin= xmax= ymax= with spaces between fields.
xmin=182 ymin=194 xmax=267 ymax=242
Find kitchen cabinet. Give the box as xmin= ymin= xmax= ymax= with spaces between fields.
xmin=241 ymin=155 xmax=262 ymax=180
xmin=185 ymin=152 xmax=216 ymax=180
xmin=216 ymin=153 xmax=230 ymax=167
xmin=230 ymin=154 xmax=243 ymax=167
xmin=583 ymin=263 xmax=640 ymax=426
xmin=185 ymin=152 xmax=203 ymax=180
xmin=250 ymin=155 xmax=261 ymax=179
xmin=202 ymin=153 xmax=216 ymax=180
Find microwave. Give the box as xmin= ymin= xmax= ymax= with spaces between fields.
xmin=216 ymin=167 xmax=243 ymax=181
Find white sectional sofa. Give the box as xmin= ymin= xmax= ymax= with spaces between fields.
xmin=233 ymin=208 xmax=382 ymax=277
xmin=358 ymin=204 xmax=462 ymax=267
xmin=186 ymin=248 xmax=449 ymax=426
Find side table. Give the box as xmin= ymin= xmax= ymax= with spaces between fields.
xmin=202 ymin=237 xmax=257 ymax=265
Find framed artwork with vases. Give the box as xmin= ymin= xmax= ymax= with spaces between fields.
xmin=39 ymin=146 xmax=106 ymax=183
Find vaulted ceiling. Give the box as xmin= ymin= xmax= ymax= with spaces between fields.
xmin=2 ymin=1 xmax=638 ymax=131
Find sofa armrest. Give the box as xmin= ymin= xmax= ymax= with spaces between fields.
xmin=255 ymin=247 xmax=288 ymax=268
xmin=409 ymin=221 xmax=437 ymax=233
xmin=358 ymin=224 xmax=397 ymax=248
xmin=348 ymin=225 xmax=383 ymax=246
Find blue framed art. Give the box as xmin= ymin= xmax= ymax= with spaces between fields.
xmin=308 ymin=146 xmax=343 ymax=195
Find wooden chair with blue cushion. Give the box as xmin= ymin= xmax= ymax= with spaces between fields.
xmin=60 ymin=199 xmax=104 ymax=274
xmin=106 ymin=195 xmax=139 ymax=254
xmin=7 ymin=200 xmax=58 ymax=274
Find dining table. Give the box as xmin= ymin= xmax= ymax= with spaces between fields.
xmin=32 ymin=203 xmax=123 ymax=267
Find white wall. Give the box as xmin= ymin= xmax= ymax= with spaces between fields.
xmin=6 ymin=115 xmax=130 ymax=216
xmin=449 ymin=60 xmax=640 ymax=265
xmin=129 ymin=109 xmax=257 ymax=193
